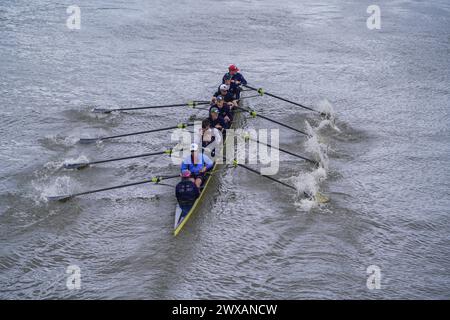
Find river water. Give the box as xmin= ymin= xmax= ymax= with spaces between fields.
xmin=1 ymin=0 xmax=449 ymax=299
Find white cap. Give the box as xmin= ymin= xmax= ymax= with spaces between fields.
xmin=190 ymin=143 xmax=199 ymax=151
xmin=219 ymin=84 xmax=229 ymax=91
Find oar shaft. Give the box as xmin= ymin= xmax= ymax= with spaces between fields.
xmin=62 ymin=174 xmax=180 ymax=198
xmin=237 ymin=163 xmax=296 ymax=190
xmin=110 ymin=104 xmax=186 ymax=112
xmin=69 ymin=180 xmax=156 ymax=197
xmin=237 ymin=94 xmax=261 ymax=100
xmin=265 ymin=93 xmax=316 ymax=112
xmin=244 ymin=85 xmax=319 ymax=113
xmin=255 ymin=113 xmax=309 ymax=136
xmin=106 ymin=102 xmax=210 ymax=112
xmin=101 ymin=124 xmax=193 ymax=141
xmin=89 ymin=150 xmax=168 ymax=165
xmin=237 ymin=107 xmax=309 ymax=136
xmin=249 ymin=137 xmax=317 ymax=165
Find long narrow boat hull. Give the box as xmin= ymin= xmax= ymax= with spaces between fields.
xmin=174 ymin=99 xmax=243 ymax=236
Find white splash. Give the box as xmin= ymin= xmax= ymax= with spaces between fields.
xmin=316 ymin=99 xmax=341 ymax=132
xmin=43 ymin=160 xmax=63 ymax=171
xmin=63 ymin=155 xmax=89 ymax=167
xmin=317 ymin=119 xmax=341 ymax=132
xmin=36 ymin=176 xmax=78 ymax=203
xmin=317 ymin=99 xmax=335 ymax=117
xmin=290 ymin=167 xmax=328 ymax=211
xmin=44 ymin=134 xmax=79 ymax=147
xmin=294 ymin=198 xmax=317 ymax=211
xmin=289 ymin=120 xmax=330 ymax=211
xmin=283 ymin=101 xmax=339 ymax=211
xmin=304 ymin=121 xmax=329 ymax=170
xmin=291 ymin=167 xmax=327 ymax=195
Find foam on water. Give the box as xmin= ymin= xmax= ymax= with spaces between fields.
xmin=282 ymin=118 xmax=333 ymax=211
xmin=290 ymin=167 xmax=328 ymax=211
xmin=304 ymin=121 xmax=329 ymax=170
xmin=35 ymin=176 xmax=79 ymax=203
xmin=294 ymin=197 xmax=317 ymax=211
xmin=62 ymin=155 xmax=90 ymax=168
xmin=316 ymin=99 xmax=341 ymax=132
xmin=43 ymin=134 xmax=79 ymax=147
xmin=43 ymin=160 xmax=64 ymax=172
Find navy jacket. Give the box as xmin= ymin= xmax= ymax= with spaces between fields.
xmin=222 ymin=72 xmax=247 ymax=86
xmin=217 ymin=83 xmax=238 ymax=98
xmin=209 ymin=104 xmax=233 ymax=122
xmin=176 ymin=180 xmax=200 ymax=206
xmin=213 ymin=90 xmax=236 ymax=102
xmin=209 ymin=115 xmax=227 ymax=131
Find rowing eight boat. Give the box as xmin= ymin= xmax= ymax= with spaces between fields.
xmin=47 ymin=78 xmax=329 ymax=233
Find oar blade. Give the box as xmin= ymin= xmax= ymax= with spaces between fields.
xmin=315 ymin=192 xmax=330 ymax=203
xmin=63 ymin=162 xmax=89 ymax=170
xmin=46 ymin=194 xmax=73 ymax=202
xmin=78 ymin=137 xmax=100 ymax=144
xmin=91 ymin=107 xmax=112 ymax=114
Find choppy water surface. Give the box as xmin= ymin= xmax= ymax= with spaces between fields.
xmin=1 ymin=0 xmax=449 ymax=299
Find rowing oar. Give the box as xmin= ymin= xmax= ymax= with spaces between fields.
xmin=233 ymin=161 xmax=296 ymax=190
xmin=64 ymin=149 xmax=175 ymax=169
xmin=240 ymin=133 xmax=318 ymax=166
xmin=46 ymin=174 xmax=180 ymax=202
xmin=243 ymin=84 xmax=325 ymax=116
xmin=236 ymin=106 xmax=310 ymax=137
xmin=92 ymin=101 xmax=210 ymax=114
xmin=233 ymin=161 xmax=328 ymax=201
xmin=65 ymin=141 xmax=218 ymax=169
xmin=79 ymin=123 xmax=193 ymax=144
xmin=236 ymin=94 xmax=261 ymax=100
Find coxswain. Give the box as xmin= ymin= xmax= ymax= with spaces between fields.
xmin=180 ymin=143 xmax=214 ymax=189
xmin=175 ymin=170 xmax=200 ymax=212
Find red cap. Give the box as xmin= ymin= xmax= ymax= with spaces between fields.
xmin=228 ymin=64 xmax=239 ymax=72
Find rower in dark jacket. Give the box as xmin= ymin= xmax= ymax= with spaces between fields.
xmin=212 ymin=84 xmax=236 ymax=106
xmin=209 ymin=107 xmax=226 ymax=133
xmin=209 ymin=96 xmax=232 ymax=128
xmin=175 ymin=170 xmax=200 ymax=213
xmin=220 ymin=73 xmax=239 ymax=98
xmin=222 ymin=64 xmax=247 ymax=99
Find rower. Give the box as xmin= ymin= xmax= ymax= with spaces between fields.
xmin=223 ymin=64 xmax=247 ymax=99
xmin=209 ymin=95 xmax=232 ymax=128
xmin=220 ymin=73 xmax=239 ymax=99
xmin=175 ymin=170 xmax=200 ymax=213
xmin=180 ymin=143 xmax=214 ymax=189
xmin=194 ymin=118 xmax=222 ymax=158
xmin=211 ymin=84 xmax=237 ymax=108
xmin=208 ymin=107 xmax=226 ymax=133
